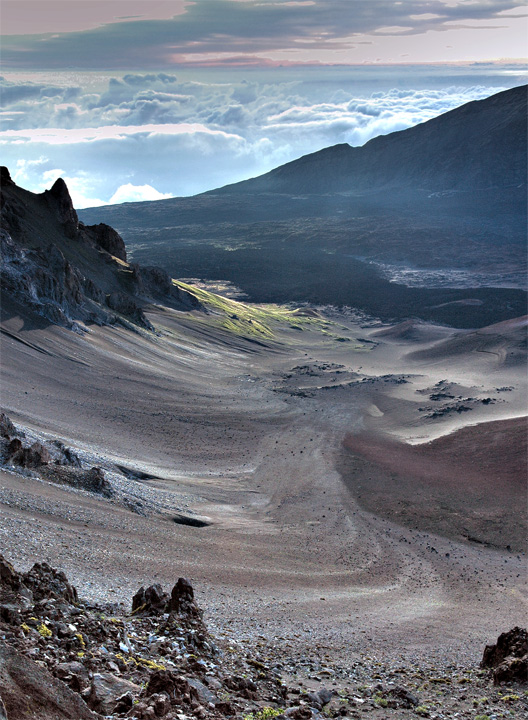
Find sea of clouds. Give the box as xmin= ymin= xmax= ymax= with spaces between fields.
xmin=0 ymin=67 xmax=523 ymax=207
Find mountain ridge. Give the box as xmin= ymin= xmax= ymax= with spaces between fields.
xmin=212 ymin=84 xmax=526 ymax=196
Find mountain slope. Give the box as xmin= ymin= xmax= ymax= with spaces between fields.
xmin=78 ymin=86 xmax=527 ymax=327
xmin=218 ymin=84 xmax=527 ymax=195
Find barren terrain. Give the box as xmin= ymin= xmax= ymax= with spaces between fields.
xmin=1 ymin=292 xmax=526 ymax=682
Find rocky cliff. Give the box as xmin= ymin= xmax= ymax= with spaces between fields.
xmin=0 ymin=167 xmax=199 ymax=331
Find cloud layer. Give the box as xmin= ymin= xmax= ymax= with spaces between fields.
xmin=0 ymin=67 xmax=524 ymax=207
xmin=2 ymin=1 xmax=526 ymax=69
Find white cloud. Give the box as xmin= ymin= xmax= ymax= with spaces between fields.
xmin=109 ymin=184 xmax=172 ymax=204
xmin=1 ymin=68 xmax=523 ymax=206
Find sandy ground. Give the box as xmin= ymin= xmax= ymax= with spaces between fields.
xmin=0 ymin=297 xmax=526 ymax=669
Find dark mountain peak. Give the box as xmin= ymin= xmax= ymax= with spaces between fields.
xmin=43 ymin=176 xmax=79 ymax=238
xmin=49 ymin=176 xmax=70 ymax=198
xmin=0 ymin=166 xmax=14 ymax=186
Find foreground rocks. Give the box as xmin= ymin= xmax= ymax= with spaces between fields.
xmin=0 ymin=554 xmax=526 ymax=720
xmin=481 ymin=626 xmax=528 ymax=684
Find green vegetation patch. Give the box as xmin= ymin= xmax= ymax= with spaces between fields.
xmin=174 ymin=280 xmax=333 ymax=340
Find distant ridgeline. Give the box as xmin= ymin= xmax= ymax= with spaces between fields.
xmin=0 ymin=167 xmax=200 ymax=331
xmin=220 ymin=84 xmax=528 ymax=195
xmin=79 ymin=85 xmax=527 ymax=328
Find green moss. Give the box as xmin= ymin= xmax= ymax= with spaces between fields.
xmin=243 ymin=708 xmax=284 ymax=720
xmin=415 ymin=707 xmax=430 ymax=717
xmin=137 ymin=657 xmax=166 ymax=671
xmin=37 ymin=623 xmax=52 ymax=638
xmin=500 ymin=694 xmax=520 ymax=702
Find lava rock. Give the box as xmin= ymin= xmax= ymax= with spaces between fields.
xmin=88 ymin=672 xmax=141 ymax=715
xmin=170 ymin=577 xmax=199 ymax=616
xmin=385 ymin=685 xmax=420 ymax=708
xmin=146 ymin=670 xmax=198 ymax=706
xmin=0 ymin=413 xmax=18 ymax=440
xmin=0 ymin=556 xmax=22 ymax=594
xmin=23 ymin=561 xmax=78 ymax=604
xmin=481 ymin=627 xmax=528 ymax=684
xmin=7 ymin=439 xmax=51 ymax=468
xmin=0 ymin=640 xmax=99 ymax=720
xmin=44 ymin=178 xmax=79 ymax=239
xmin=131 ymin=584 xmax=169 ymax=616
xmin=54 ymin=662 xmax=91 ymax=694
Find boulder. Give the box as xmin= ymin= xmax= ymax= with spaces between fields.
xmin=54 ymin=661 xmax=91 ymax=694
xmin=285 ymin=707 xmax=312 ymax=720
xmin=385 ymin=685 xmax=420 ymax=708
xmin=0 ymin=640 xmax=99 ymax=720
xmin=224 ymin=675 xmax=258 ymax=700
xmin=186 ymin=677 xmax=217 ymax=705
xmin=481 ymin=627 xmax=528 ymax=684
xmin=23 ymin=561 xmax=78 ymax=604
xmin=145 ymin=670 xmax=198 ymax=706
xmin=88 ymin=672 xmax=141 ymax=715
xmin=306 ymin=687 xmax=333 ymax=708
xmin=131 ymin=584 xmax=169 ymax=616
xmin=7 ymin=439 xmax=51 ymax=468
xmin=170 ymin=577 xmax=199 ymax=617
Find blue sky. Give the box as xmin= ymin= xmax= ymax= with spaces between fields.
xmin=1 ymin=1 xmax=526 ymax=206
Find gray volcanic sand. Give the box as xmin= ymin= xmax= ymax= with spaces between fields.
xmin=0 ymin=298 xmax=526 ymax=666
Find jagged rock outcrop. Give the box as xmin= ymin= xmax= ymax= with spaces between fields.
xmin=81 ymin=222 xmax=127 ymax=262
xmin=0 ymin=553 xmax=77 ymax=622
xmin=481 ymin=627 xmax=528 ymax=684
xmin=1 ymin=168 xmax=202 ymax=331
xmin=130 ymin=263 xmax=201 ymax=309
xmin=44 ymin=178 xmax=79 ymax=239
xmin=0 ymin=556 xmax=21 ymax=595
xmin=6 ymin=438 xmax=50 ymax=469
xmin=0 ymin=165 xmax=14 ymax=189
xmin=106 ymin=291 xmax=153 ymax=329
xmin=22 ymin=562 xmax=78 ymax=605
xmin=0 ymin=229 xmax=111 ymax=330
xmin=0 ymin=412 xmax=113 ymax=498
xmin=169 ymin=577 xmax=199 ymax=617
xmin=0 ymin=413 xmax=20 ymax=440
xmin=131 ymin=584 xmax=170 ymax=616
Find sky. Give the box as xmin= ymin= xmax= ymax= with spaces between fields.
xmin=1 ymin=1 xmax=526 ymax=207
